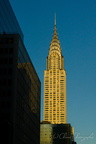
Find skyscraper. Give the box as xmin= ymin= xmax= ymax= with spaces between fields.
xmin=44 ymin=18 xmax=66 ymax=124
xmin=41 ymin=16 xmax=77 ymax=144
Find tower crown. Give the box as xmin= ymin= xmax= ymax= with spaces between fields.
xmin=49 ymin=16 xmax=62 ymax=55
xmin=47 ymin=16 xmax=64 ymax=70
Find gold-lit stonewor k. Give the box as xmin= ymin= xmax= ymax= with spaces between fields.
xmin=44 ymin=16 xmax=67 ymax=124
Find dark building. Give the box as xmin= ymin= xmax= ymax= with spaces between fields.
xmin=0 ymin=0 xmax=41 ymax=144
xmin=0 ymin=34 xmax=41 ymax=144
xmin=40 ymin=123 xmax=76 ymax=144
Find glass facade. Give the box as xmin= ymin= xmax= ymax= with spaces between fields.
xmin=0 ymin=0 xmax=41 ymax=143
xmin=0 ymin=34 xmax=41 ymax=144
xmin=0 ymin=1 xmax=41 ymax=144
xmin=0 ymin=0 xmax=23 ymax=40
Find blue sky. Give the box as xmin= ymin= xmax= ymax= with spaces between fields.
xmin=9 ymin=0 xmax=96 ymax=144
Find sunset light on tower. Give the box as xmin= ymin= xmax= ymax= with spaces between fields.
xmin=44 ymin=16 xmax=67 ymax=124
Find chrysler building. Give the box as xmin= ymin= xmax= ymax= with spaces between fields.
xmin=44 ymin=17 xmax=67 ymax=124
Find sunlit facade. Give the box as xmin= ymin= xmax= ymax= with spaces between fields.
xmin=44 ymin=20 xmax=66 ymax=124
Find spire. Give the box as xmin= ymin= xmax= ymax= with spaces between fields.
xmin=54 ymin=13 xmax=57 ymax=35
xmin=52 ymin=13 xmax=60 ymax=45
xmin=54 ymin=13 xmax=56 ymax=26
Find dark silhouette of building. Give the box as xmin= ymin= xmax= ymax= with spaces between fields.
xmin=0 ymin=0 xmax=41 ymax=144
xmin=0 ymin=33 xmax=41 ymax=144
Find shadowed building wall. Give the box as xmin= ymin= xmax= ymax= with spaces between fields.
xmin=0 ymin=1 xmax=41 ymax=143
xmin=0 ymin=34 xmax=41 ymax=144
